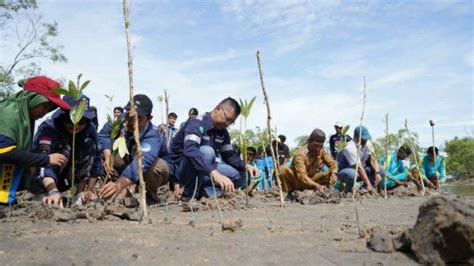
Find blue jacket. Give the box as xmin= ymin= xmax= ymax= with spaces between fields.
xmin=378 ymin=152 xmax=408 ymax=188
xmin=107 ymin=122 xmax=172 ymax=183
xmin=421 ymin=155 xmax=446 ymax=183
xmin=170 ymin=112 xmax=245 ymax=175
xmin=32 ymin=114 xmax=103 ymax=183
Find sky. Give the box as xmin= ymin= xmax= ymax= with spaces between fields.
xmin=1 ymin=0 xmax=473 ymax=149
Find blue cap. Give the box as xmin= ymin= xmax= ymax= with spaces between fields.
xmin=354 ymin=126 xmax=371 ymax=140
xmin=63 ymin=94 xmax=96 ymax=120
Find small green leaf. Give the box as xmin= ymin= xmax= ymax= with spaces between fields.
xmin=77 ymin=73 xmax=83 ymax=81
xmin=70 ymin=99 xmax=87 ymax=124
xmin=80 ymin=80 xmax=90 ymax=91
xmin=342 ymin=125 xmax=350 ymax=135
xmin=111 ymin=125 xmax=121 ymax=139
xmin=106 ymin=114 xmax=113 ymax=125
xmin=51 ymin=88 xmax=70 ymax=95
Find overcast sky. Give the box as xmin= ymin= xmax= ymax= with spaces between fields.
xmin=1 ymin=0 xmax=472 ymax=148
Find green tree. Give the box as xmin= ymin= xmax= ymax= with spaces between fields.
xmin=294 ymin=135 xmax=309 ymax=147
xmin=445 ymin=137 xmax=474 ymax=179
xmin=0 ymin=0 xmax=67 ymax=98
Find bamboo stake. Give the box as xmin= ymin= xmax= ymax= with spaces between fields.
xmin=123 ymin=0 xmax=149 ymax=222
xmin=164 ymin=89 xmax=169 ymax=119
xmin=404 ymin=119 xmax=425 ymax=196
xmin=383 ymin=113 xmax=388 ymax=198
xmin=351 ymin=76 xmax=368 ymax=200
xmin=256 ymin=51 xmax=285 ymax=207
xmin=429 ymin=120 xmax=439 ymax=190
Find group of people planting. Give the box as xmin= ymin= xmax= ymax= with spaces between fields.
xmin=0 ymin=76 xmax=446 ymax=208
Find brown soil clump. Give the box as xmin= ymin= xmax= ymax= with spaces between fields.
xmin=394 ymin=196 xmax=474 ymax=264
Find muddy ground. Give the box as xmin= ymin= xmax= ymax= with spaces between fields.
xmin=1 ymin=187 xmax=472 ymax=265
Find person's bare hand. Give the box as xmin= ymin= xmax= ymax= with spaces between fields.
xmin=98 ymin=182 xmax=121 ymax=200
xmin=210 ymin=170 xmax=235 ymax=192
xmin=48 ymin=153 xmax=67 ymax=167
xmin=42 ymin=192 xmax=63 ymax=208
xmin=81 ymin=191 xmax=97 ymax=202
xmin=246 ymin=165 xmax=259 ymax=177
xmin=314 ymin=183 xmax=325 ymax=192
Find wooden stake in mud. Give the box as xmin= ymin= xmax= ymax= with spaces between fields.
xmin=123 ymin=0 xmax=149 ymax=222
xmin=256 ymin=51 xmax=285 ymax=207
xmin=405 ymin=119 xmax=425 ymax=196
xmin=351 ymin=76 xmax=368 ymax=200
xmin=383 ymin=113 xmax=389 ymax=199
xmin=429 ymin=120 xmax=439 ymax=190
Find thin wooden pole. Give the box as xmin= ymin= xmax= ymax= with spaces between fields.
xmin=351 ymin=76 xmax=368 ymax=200
xmin=405 ymin=119 xmax=425 ymax=196
xmin=123 ymin=0 xmax=149 ymax=222
xmin=256 ymin=51 xmax=285 ymax=207
xmin=429 ymin=120 xmax=439 ymax=189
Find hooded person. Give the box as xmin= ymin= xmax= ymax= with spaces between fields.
xmin=0 ymin=76 xmax=70 ymax=205
xmin=30 ymin=94 xmax=103 ymax=208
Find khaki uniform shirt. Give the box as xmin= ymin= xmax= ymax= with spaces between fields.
xmin=290 ymin=146 xmax=338 ymax=188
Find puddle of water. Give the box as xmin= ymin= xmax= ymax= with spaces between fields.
xmin=441 ymin=182 xmax=474 ymax=196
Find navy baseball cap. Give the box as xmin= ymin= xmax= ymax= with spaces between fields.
xmin=124 ymin=94 xmax=153 ymax=116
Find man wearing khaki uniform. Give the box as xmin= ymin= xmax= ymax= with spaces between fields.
xmin=279 ymin=129 xmax=338 ymax=193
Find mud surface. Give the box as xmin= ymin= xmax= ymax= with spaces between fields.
xmin=1 ymin=187 xmax=472 ymax=265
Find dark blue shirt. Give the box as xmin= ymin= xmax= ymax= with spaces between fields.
xmin=103 ymin=122 xmax=173 ymax=183
xmin=170 ymin=112 xmax=245 ymax=175
xmin=32 ymin=115 xmax=103 ymax=183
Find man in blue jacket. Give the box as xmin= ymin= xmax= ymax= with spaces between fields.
xmin=98 ymin=95 xmax=174 ymax=202
xmin=171 ymin=97 xmax=259 ymax=200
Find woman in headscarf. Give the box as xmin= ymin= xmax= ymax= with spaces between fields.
xmin=0 ymin=76 xmax=70 ymax=205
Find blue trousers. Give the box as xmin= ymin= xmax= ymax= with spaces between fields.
xmin=338 ymin=166 xmax=381 ymax=193
xmin=177 ymin=146 xmax=244 ymax=198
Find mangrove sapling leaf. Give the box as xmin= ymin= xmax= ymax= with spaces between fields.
xmin=51 ymin=88 xmax=69 ymax=95
xmin=239 ymin=96 xmax=257 ymax=208
xmin=80 ymin=80 xmax=90 ymax=92
xmin=70 ymin=99 xmax=87 ymax=124
xmin=110 ymin=118 xmax=124 ymax=139
xmin=113 ymin=135 xmax=129 ymax=158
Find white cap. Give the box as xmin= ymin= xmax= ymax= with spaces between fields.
xmin=334 ymin=121 xmax=344 ymax=128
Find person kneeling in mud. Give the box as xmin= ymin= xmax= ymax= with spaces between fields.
xmin=279 ymin=129 xmax=338 ymax=200
xmin=98 ymin=95 xmax=174 ymax=204
xmin=420 ymin=146 xmax=446 ymax=189
xmin=377 ymin=146 xmax=415 ymax=190
xmin=337 ymin=126 xmax=382 ymax=193
xmin=0 ymin=76 xmax=71 ymax=205
xmin=170 ymin=97 xmax=259 ymax=202
xmin=29 ymin=95 xmax=102 ymax=208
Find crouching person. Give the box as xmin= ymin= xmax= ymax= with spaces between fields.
xmin=170 ymin=97 xmax=259 ymax=201
xmin=378 ymin=146 xmax=412 ymax=190
xmin=98 ymin=95 xmax=174 ymax=203
xmin=421 ymin=146 xmax=446 ymax=189
xmin=279 ymin=129 xmax=338 ymax=198
xmin=0 ymin=76 xmax=70 ymax=205
xmin=30 ymin=95 xmax=102 ymax=208
xmin=337 ymin=126 xmax=382 ymax=193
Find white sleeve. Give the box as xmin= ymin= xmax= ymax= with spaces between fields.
xmin=343 ymin=141 xmax=359 ymax=166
